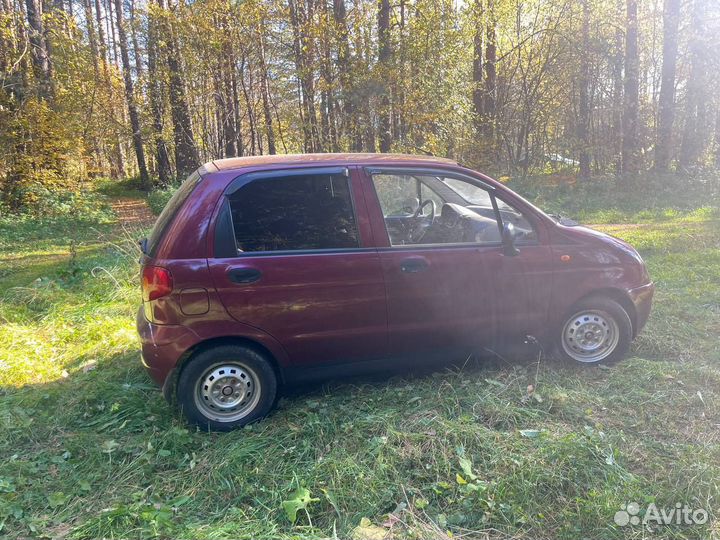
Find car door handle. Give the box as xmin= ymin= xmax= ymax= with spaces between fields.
xmin=400 ymin=258 xmax=429 ymax=273
xmin=227 ymin=267 xmax=262 ymax=284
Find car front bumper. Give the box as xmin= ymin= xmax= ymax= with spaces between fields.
xmin=628 ymin=282 xmax=655 ymax=336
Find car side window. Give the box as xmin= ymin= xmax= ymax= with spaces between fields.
xmin=372 ymin=174 xmax=421 ymax=215
xmin=371 ymin=172 xmax=502 ymax=246
xmin=227 ymin=173 xmax=359 ymax=253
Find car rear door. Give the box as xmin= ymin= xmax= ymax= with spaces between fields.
xmin=207 ymin=166 xmax=388 ymax=367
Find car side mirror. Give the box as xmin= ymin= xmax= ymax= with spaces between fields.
xmin=502 ymin=222 xmax=520 ymax=256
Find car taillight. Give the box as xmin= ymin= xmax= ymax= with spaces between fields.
xmin=142 ymin=265 xmax=173 ymax=302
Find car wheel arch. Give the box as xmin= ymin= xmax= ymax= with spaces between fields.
xmin=569 ymin=288 xmax=637 ymax=337
xmin=174 ymin=336 xmax=285 ymax=394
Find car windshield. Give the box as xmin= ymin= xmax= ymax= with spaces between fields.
xmin=442 ymin=177 xmax=492 ymax=206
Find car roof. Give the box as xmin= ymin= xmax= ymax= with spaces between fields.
xmin=207 ymin=153 xmax=458 ymax=172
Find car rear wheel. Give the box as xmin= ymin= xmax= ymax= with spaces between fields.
xmin=557 ymin=297 xmax=632 ymax=365
xmin=177 ymin=344 xmax=277 ymax=431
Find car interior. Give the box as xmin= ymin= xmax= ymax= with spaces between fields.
xmin=373 ymin=173 xmax=537 ymax=246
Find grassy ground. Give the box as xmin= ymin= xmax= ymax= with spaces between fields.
xmin=0 ymin=175 xmax=719 ymax=539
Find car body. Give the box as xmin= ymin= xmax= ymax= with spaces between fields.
xmin=136 ymin=153 xmax=654 ymax=429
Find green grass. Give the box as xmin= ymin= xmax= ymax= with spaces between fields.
xmin=506 ymin=171 xmax=720 ymax=224
xmin=1 ymin=175 xmax=719 ymax=539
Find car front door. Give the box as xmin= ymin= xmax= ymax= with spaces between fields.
xmin=360 ymin=166 xmax=553 ymax=358
xmin=207 ymin=166 xmax=388 ymax=368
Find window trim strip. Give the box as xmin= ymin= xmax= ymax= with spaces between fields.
xmin=363 ymin=166 xmax=495 ymax=192
xmin=225 ymin=166 xmax=349 ymax=196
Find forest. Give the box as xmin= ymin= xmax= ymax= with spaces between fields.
xmin=1 ymin=0 xmax=719 ymax=213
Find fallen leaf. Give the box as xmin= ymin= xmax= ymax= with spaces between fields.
xmin=281 ymin=487 xmax=319 ymax=523
xmin=458 ymin=457 xmax=478 ymax=481
xmin=82 ymin=362 xmax=97 ymax=373
xmin=100 ymin=439 xmax=119 ymax=454
xmin=47 ymin=492 xmax=68 ymax=508
xmin=351 ymin=517 xmax=388 ymax=540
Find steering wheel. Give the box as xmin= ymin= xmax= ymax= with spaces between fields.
xmin=408 ymin=199 xmax=437 ymax=243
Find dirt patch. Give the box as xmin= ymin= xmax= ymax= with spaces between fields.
xmin=110 ymin=197 xmax=155 ymax=227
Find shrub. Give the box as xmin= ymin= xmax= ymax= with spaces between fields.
xmin=147 ymin=186 xmax=178 ymax=216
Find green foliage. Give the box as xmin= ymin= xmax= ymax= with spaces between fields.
xmin=96 ymin=177 xmax=151 ymax=199
xmin=0 ymin=98 xmax=84 ymax=212
xmin=147 ymin=186 xmax=178 ymax=216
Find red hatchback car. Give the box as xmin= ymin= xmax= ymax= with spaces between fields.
xmin=137 ymin=153 xmax=654 ymax=430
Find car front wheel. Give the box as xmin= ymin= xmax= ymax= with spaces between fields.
xmin=557 ymin=297 xmax=633 ymax=365
xmin=177 ymin=344 xmax=277 ymax=431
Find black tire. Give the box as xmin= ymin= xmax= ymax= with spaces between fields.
xmin=177 ymin=344 xmax=277 ymax=431
xmin=556 ymin=296 xmax=633 ymax=366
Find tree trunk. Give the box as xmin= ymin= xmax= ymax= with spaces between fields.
xmin=93 ymin=0 xmax=107 ymax=70
xmin=377 ymin=0 xmax=391 ymax=152
xmin=107 ymin=0 xmax=120 ymax=67
xmin=113 ymin=0 xmax=149 ymax=188
xmin=319 ymin=2 xmax=338 ymax=151
xmin=679 ymin=0 xmax=708 ymax=171
xmin=25 ymin=0 xmax=54 ymax=100
xmin=577 ymin=0 xmax=591 ymax=179
xmin=147 ymin=9 xmax=171 ymax=186
xmin=715 ymin=109 xmax=720 ymax=169
xmin=483 ymin=0 xmax=497 ymax=143
xmin=288 ymin=0 xmax=320 ymax=153
xmin=257 ymin=26 xmax=276 ymax=155
xmin=654 ymin=0 xmax=680 ymax=172
xmin=333 ymin=0 xmax=357 ymax=151
xmin=92 ymin=0 xmax=124 ymax=177
xmin=129 ymin=0 xmax=143 ymax=78
xmin=82 ymin=0 xmax=100 ymax=78
xmin=80 ymin=0 xmax=104 ymax=173
xmin=471 ymin=0 xmax=484 ymax=133
xmin=621 ymin=0 xmax=640 ymax=175
xmin=158 ymin=0 xmax=198 ymax=178
xmin=610 ymin=0 xmax=623 ymax=174
xmin=245 ymin=59 xmax=261 ymax=154
xmin=218 ymin=11 xmax=238 ymax=158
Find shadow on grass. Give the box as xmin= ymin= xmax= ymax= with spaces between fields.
xmin=281 ymin=340 xmax=551 ymax=402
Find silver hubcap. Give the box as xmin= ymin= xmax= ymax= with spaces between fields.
xmin=561 ymin=310 xmax=619 ymax=363
xmin=194 ymin=363 xmax=261 ymax=422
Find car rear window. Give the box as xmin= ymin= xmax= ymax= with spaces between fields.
xmin=146 ymin=170 xmax=203 ymax=256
